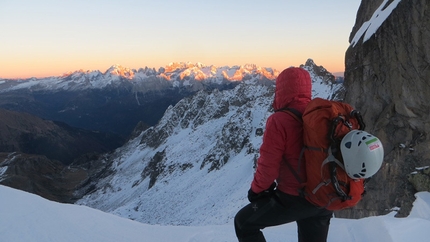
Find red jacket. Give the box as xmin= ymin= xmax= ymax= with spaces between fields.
xmin=251 ymin=67 xmax=311 ymax=196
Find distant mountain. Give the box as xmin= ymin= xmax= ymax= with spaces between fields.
xmin=332 ymin=72 xmax=344 ymax=77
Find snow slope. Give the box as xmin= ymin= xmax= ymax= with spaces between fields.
xmin=1 ymin=185 xmax=429 ymax=242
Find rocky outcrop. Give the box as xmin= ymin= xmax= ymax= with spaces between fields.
xmin=341 ymin=0 xmax=430 ymax=218
xmin=0 ymin=153 xmax=85 ymax=203
xmin=409 ymin=166 xmax=430 ymax=192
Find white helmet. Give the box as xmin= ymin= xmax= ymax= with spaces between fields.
xmin=340 ymin=130 xmax=384 ymax=179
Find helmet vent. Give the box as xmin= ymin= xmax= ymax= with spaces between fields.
xmin=353 ymin=163 xmax=367 ymax=178
xmin=359 ymin=163 xmax=367 ymax=177
xmin=358 ymin=141 xmax=362 ymax=146
xmin=345 ymin=141 xmax=352 ymax=149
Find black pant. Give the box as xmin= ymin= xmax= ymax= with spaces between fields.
xmin=234 ymin=191 xmax=333 ymax=242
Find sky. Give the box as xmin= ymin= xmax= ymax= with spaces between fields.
xmin=1 ymin=185 xmax=429 ymax=241
xmin=0 ymin=0 xmax=361 ymax=79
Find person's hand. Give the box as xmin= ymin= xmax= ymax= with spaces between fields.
xmin=247 ymin=189 xmax=260 ymax=202
xmin=247 ymin=182 xmax=277 ymax=202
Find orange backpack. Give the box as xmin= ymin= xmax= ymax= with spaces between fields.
xmin=282 ymin=98 xmax=367 ymax=211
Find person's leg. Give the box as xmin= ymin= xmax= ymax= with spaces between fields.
xmin=296 ymin=210 xmax=332 ymax=242
xmin=274 ymin=191 xmax=333 ymax=242
xmin=235 ymin=191 xmax=333 ymax=242
xmin=234 ymin=196 xmax=296 ymax=242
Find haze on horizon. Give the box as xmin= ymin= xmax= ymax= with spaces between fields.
xmin=1 ymin=0 xmax=360 ymax=79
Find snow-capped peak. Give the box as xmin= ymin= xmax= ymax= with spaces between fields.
xmin=104 ymin=64 xmax=136 ymax=79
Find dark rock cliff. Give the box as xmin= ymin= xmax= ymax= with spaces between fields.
xmin=341 ymin=0 xmax=430 ymax=218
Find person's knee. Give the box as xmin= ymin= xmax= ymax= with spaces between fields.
xmin=234 ymin=213 xmax=242 ymax=231
xmin=234 ymin=207 xmax=246 ymax=231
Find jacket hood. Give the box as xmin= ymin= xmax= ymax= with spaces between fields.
xmin=272 ymin=67 xmax=312 ymax=111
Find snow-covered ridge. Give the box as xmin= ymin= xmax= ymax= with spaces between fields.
xmin=0 ymin=62 xmax=279 ymax=92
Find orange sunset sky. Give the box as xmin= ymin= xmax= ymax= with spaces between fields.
xmin=1 ymin=0 xmax=361 ymax=79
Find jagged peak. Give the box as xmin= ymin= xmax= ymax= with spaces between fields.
xmin=105 ymin=64 xmax=132 ymax=73
xmin=301 ymin=59 xmax=331 ymax=77
xmin=104 ymin=64 xmax=136 ymax=79
xmin=304 ymin=58 xmax=317 ymax=67
xmin=164 ymin=62 xmax=208 ymax=73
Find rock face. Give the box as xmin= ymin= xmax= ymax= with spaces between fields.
xmin=0 ymin=152 xmax=87 ymax=203
xmin=342 ymin=0 xmax=430 ymax=218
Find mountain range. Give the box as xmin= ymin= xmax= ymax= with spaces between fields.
xmin=0 ymin=62 xmax=279 ymax=92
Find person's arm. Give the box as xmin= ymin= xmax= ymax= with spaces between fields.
xmin=251 ymin=114 xmax=287 ymax=194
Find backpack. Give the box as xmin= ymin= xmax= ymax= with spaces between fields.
xmin=282 ymin=97 xmax=367 ymax=211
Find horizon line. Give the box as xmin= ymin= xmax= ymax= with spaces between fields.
xmin=1 ymin=62 xmax=345 ymax=80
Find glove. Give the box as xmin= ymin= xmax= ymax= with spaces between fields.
xmin=247 ymin=189 xmax=260 ymax=202
xmin=248 ymin=182 xmax=277 ymax=202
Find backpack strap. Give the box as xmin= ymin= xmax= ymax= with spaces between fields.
xmin=351 ymin=110 xmax=366 ymax=130
xmin=277 ymin=108 xmax=305 ymax=185
xmin=325 ymin=147 xmax=351 ymax=200
xmin=276 ymin=107 xmax=303 ymax=123
xmin=327 ymin=116 xmax=356 ymax=201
